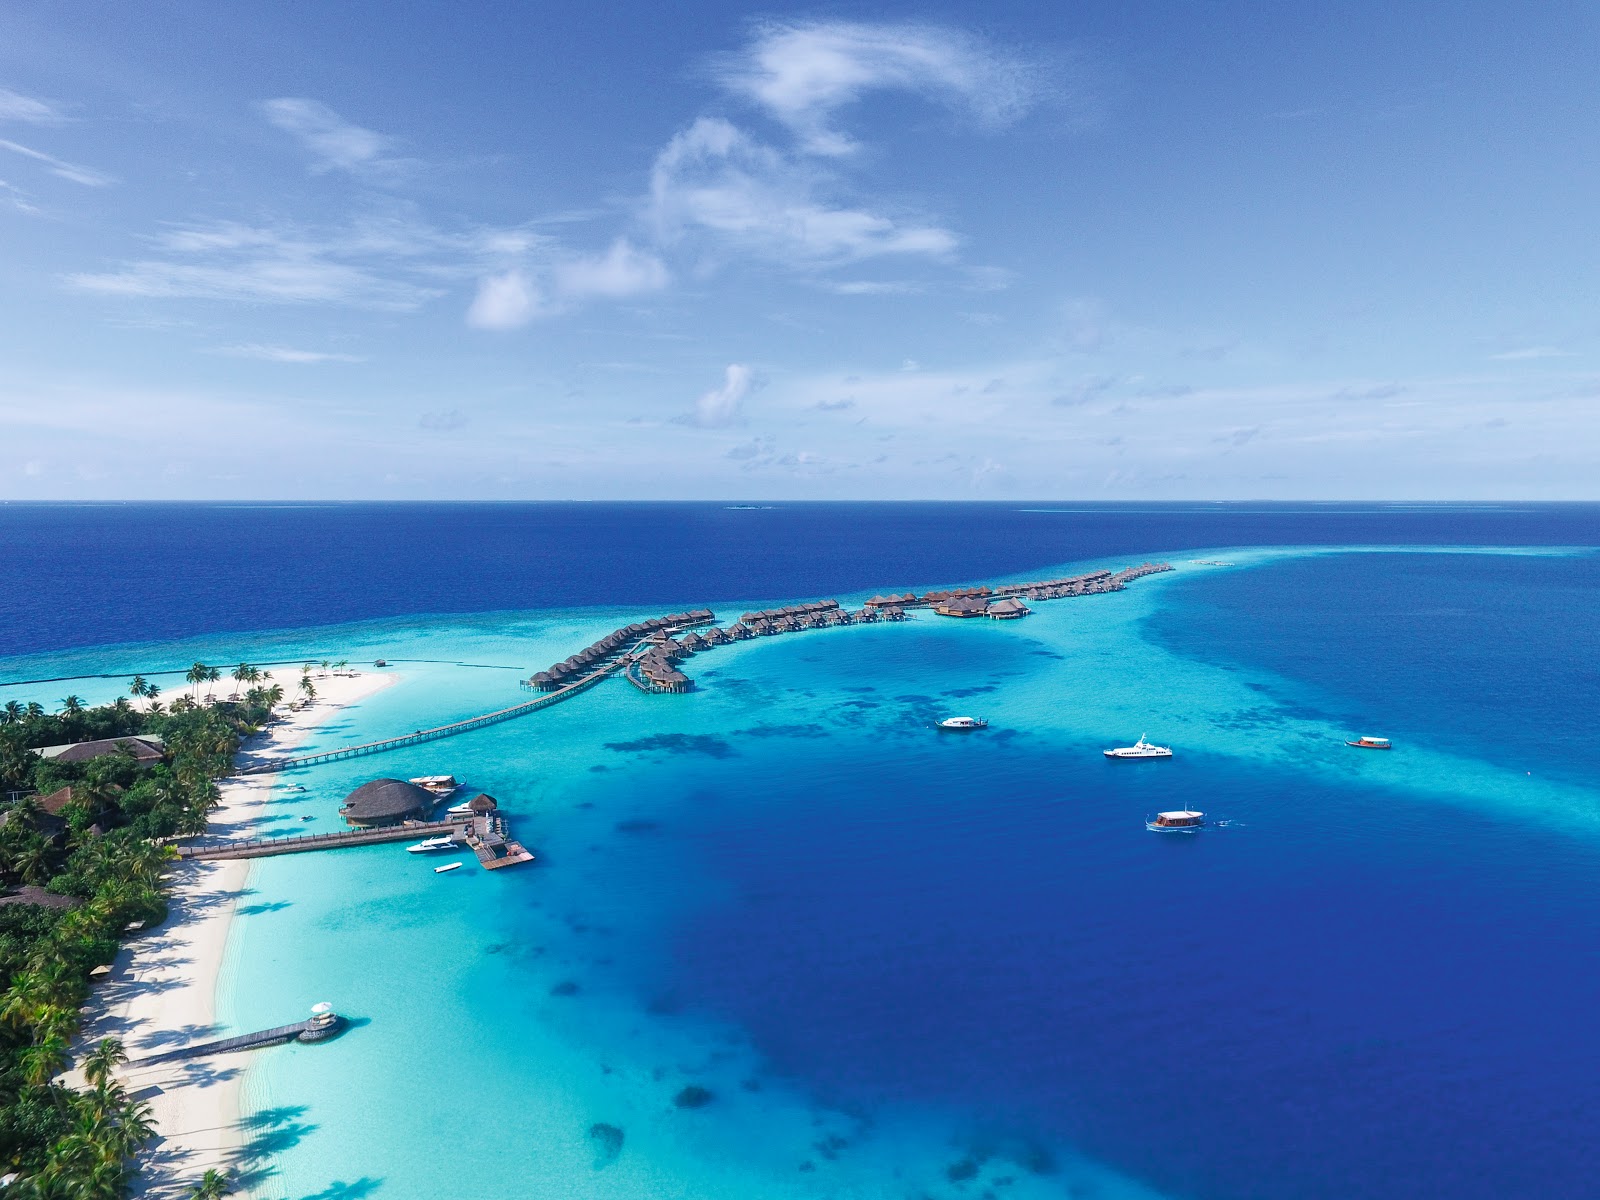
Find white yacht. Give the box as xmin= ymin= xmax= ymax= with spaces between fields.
xmin=445 ymin=798 xmax=477 ymax=817
xmin=1104 ymin=734 xmax=1173 ymax=759
xmin=938 ymin=716 xmax=988 ymax=731
xmin=409 ymin=775 xmax=459 ymax=797
xmin=434 ymin=861 xmax=463 ymax=874
xmin=407 ymin=835 xmax=458 ymax=854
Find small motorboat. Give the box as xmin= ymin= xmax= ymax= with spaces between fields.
xmin=1147 ymin=810 xmax=1204 ymax=832
xmin=434 ymin=861 xmax=463 ymax=874
xmin=1345 ymin=736 xmax=1392 ymax=750
xmin=445 ymin=799 xmax=477 ymax=817
xmin=408 ymin=835 xmax=458 ymax=854
xmin=299 ymin=815 xmax=316 ymax=822
xmin=1104 ymin=735 xmax=1173 ymax=759
xmin=409 ymin=775 xmax=459 ymax=797
xmin=938 ymin=716 xmax=988 ymax=731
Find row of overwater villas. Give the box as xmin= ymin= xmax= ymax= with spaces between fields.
xmin=527 ymin=564 xmax=1173 ymax=693
xmin=528 ymin=609 xmax=716 ymax=691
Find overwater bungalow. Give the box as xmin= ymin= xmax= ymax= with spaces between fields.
xmin=882 ymin=606 xmax=906 ymax=621
xmin=933 ymin=596 xmax=989 ymax=618
xmin=680 ymin=632 xmax=708 ymax=652
xmin=728 ymin=623 xmax=754 ymax=640
xmin=987 ymin=597 xmax=1031 ymax=619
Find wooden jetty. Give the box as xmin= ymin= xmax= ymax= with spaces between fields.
xmin=177 ymin=819 xmax=468 ymax=860
xmin=465 ymin=812 xmax=534 ymax=870
xmin=135 ymin=1008 xmax=344 ymax=1066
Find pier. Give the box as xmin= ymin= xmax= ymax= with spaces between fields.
xmin=176 ymin=819 xmax=468 ymax=860
xmin=134 ymin=1006 xmax=344 ymax=1066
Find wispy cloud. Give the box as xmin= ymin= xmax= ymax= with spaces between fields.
xmin=213 ymin=343 xmax=365 ymax=364
xmin=648 ymin=117 xmax=956 ymax=267
xmin=70 ymin=218 xmax=449 ymax=308
xmin=692 ymin=363 xmax=754 ymax=427
xmin=259 ymin=98 xmax=403 ymax=175
xmin=712 ymin=20 xmax=1045 ymax=156
xmin=0 ymin=138 xmax=113 ymax=186
xmin=1489 ymin=346 xmax=1576 ymax=361
xmin=0 ymin=87 xmax=66 ymax=124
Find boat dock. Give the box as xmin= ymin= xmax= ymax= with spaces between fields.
xmin=176 ymin=819 xmax=469 ymax=860
xmin=178 ymin=812 xmax=535 ymax=871
xmin=134 ymin=1007 xmax=344 ymax=1066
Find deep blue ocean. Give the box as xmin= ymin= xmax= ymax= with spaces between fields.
xmin=7 ymin=503 xmax=1600 ymax=1200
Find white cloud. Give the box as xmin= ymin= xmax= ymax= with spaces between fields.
xmin=68 ymin=217 xmax=495 ymax=309
xmin=694 ymin=363 xmax=753 ymax=427
xmin=0 ymin=87 xmax=65 ymax=124
xmin=0 ymin=137 xmax=113 ymax=186
xmin=1489 ymin=346 xmax=1576 ymax=361
xmin=214 ymin=343 xmax=365 ymax=364
xmin=259 ymin=98 xmax=397 ymax=174
xmin=649 ymin=117 xmax=956 ymax=267
xmin=554 ymin=239 xmax=669 ymax=299
xmin=713 ymin=20 xmax=1043 ymax=156
xmin=467 ymin=269 xmax=540 ymax=329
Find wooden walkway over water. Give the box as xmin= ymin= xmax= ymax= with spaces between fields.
xmin=238 ymin=661 xmax=624 ymax=775
xmin=177 ymin=819 xmax=467 ymax=860
xmin=134 ymin=1015 xmax=339 ymax=1066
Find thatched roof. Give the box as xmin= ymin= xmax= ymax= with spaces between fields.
xmin=340 ymin=778 xmax=434 ymax=822
xmin=36 ymin=735 xmax=164 ymax=767
xmin=467 ymin=793 xmax=499 ymax=813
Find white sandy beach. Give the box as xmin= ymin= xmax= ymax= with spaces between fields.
xmin=72 ymin=669 xmax=397 ymax=1199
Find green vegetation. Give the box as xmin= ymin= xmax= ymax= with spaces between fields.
xmin=0 ymin=672 xmax=283 ymax=1195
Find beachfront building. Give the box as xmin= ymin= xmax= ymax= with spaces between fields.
xmin=339 ymin=778 xmax=437 ymax=827
xmin=33 ymin=735 xmax=165 ymax=768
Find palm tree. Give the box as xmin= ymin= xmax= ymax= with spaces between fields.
xmin=128 ymin=675 xmax=148 ymax=699
xmin=59 ymin=695 xmax=84 ymax=716
xmin=19 ymin=1029 xmax=69 ymax=1087
xmin=82 ymin=1038 xmax=127 ymax=1090
xmin=335 ymin=658 xmax=348 ymax=674
xmin=189 ymin=1167 xmax=235 ymax=1199
xmin=204 ymin=666 xmax=221 ymax=702
xmin=299 ymin=676 xmax=316 ymax=703
xmin=230 ymin=663 xmax=252 ymax=700
xmin=25 ymin=701 xmax=44 ymax=719
xmin=14 ymin=840 xmax=53 ymax=886
xmin=185 ymin=662 xmax=209 ymax=701
xmin=319 ymin=658 xmax=331 ymax=676
xmin=2 ymin=700 xmax=21 ymax=724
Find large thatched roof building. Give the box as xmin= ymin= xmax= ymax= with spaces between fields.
xmin=339 ymin=778 xmax=436 ymax=827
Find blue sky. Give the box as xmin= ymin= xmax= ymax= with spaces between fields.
xmin=1 ymin=1 xmax=1596 ymax=499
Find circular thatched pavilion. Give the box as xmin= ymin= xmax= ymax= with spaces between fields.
xmin=339 ymin=778 xmax=435 ymax=827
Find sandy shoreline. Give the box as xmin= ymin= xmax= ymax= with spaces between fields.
xmin=72 ymin=669 xmax=397 ymax=1199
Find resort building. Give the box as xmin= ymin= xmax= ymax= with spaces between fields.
xmin=986 ymin=597 xmax=1031 ymax=619
xmin=339 ymin=778 xmax=437 ymax=827
xmin=34 ymin=734 xmax=164 ymax=767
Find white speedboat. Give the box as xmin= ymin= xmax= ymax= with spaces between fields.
xmin=434 ymin=861 xmax=463 ymax=874
xmin=1147 ymin=810 xmax=1203 ymax=831
xmin=1104 ymin=735 xmax=1173 ymax=759
xmin=407 ymin=835 xmax=457 ymax=854
xmin=938 ymin=716 xmax=988 ymax=731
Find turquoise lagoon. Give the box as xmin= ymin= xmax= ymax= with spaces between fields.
xmin=11 ymin=546 xmax=1600 ymax=1199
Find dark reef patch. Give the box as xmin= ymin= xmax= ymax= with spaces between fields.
xmin=615 ymin=819 xmax=660 ymax=834
xmin=604 ymin=733 xmax=736 ymax=758
xmin=550 ymin=980 xmax=580 ymax=997
xmin=673 ymin=1085 xmax=714 ymax=1109
xmin=733 ymin=723 xmax=829 ymax=740
xmin=588 ymin=1122 xmax=625 ymax=1168
xmin=943 ymin=684 xmax=998 ymax=698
